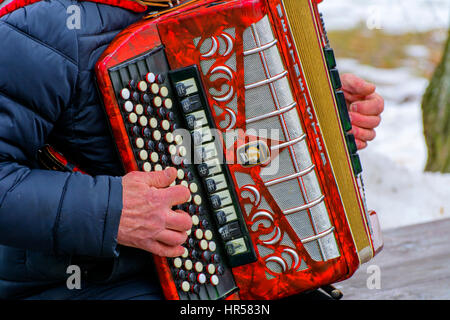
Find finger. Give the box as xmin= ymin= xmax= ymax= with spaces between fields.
xmin=348 ymin=93 xmax=384 ymax=116
xmin=163 ymin=184 xmax=191 ymax=207
xmin=355 ymin=138 xmax=368 ymax=150
xmin=349 ymin=111 xmax=381 ymax=130
xmin=155 ymin=229 xmax=189 ymax=247
xmin=343 ymin=89 xmax=366 ymax=104
xmin=140 ymin=167 xmax=178 ymax=188
xmin=350 ymin=126 xmax=376 ymax=142
xmin=341 ymin=73 xmax=376 ymax=96
xmin=146 ymin=241 xmax=186 ymax=258
xmin=166 ymin=209 xmax=192 ymax=232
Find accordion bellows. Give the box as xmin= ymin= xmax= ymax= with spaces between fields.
xmin=95 ymin=0 xmax=383 ymax=300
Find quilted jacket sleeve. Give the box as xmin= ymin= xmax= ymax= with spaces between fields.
xmin=0 ymin=3 xmax=123 ymax=258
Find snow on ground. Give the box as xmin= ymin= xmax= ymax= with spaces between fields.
xmin=319 ymin=0 xmax=449 ymax=34
xmin=336 ymin=58 xmax=450 ymax=231
xmin=318 ymin=1 xmax=450 ymax=230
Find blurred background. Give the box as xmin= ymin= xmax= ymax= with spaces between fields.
xmin=320 ymin=0 xmax=450 ymax=231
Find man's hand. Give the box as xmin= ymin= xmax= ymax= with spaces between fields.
xmin=341 ymin=73 xmax=384 ymax=150
xmin=118 ymin=167 xmax=192 ymax=257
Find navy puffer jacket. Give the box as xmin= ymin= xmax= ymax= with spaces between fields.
xmin=0 ymin=0 xmax=153 ymax=298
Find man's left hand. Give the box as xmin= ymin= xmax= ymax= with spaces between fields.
xmin=341 ymin=73 xmax=384 ymax=150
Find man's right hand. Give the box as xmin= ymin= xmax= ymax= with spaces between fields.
xmin=118 ymin=167 xmax=192 ymax=257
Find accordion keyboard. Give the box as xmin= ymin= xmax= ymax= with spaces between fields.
xmin=107 ymin=47 xmax=257 ymax=300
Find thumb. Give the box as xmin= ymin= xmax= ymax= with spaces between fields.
xmin=341 ymin=73 xmax=376 ymax=97
xmin=146 ymin=167 xmax=177 ymax=188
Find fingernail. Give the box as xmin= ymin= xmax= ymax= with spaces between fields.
xmin=350 ymin=103 xmax=358 ymax=112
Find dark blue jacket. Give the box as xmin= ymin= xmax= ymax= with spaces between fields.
xmin=0 ymin=0 xmax=153 ymax=298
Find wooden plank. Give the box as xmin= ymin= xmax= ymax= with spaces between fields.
xmin=334 ymin=218 xmax=450 ymax=299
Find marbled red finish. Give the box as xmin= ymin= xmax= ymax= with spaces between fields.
xmin=96 ymin=0 xmax=368 ymax=300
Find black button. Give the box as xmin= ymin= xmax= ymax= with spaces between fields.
xmin=210 ymin=195 xmax=222 ymax=209
xmin=197 ymin=163 xmax=209 ymax=177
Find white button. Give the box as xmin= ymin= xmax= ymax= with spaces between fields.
xmin=152 ymin=130 xmax=161 ymax=141
xmin=184 ymin=259 xmax=193 ymax=270
xmin=177 ymin=169 xmax=185 ymax=180
xmin=192 ymin=215 xmax=199 ymax=226
xmin=180 ymin=180 xmax=188 ymax=188
xmin=146 ymin=72 xmax=156 ymax=83
xmin=120 ymin=88 xmax=131 ymax=100
xmin=204 ymin=230 xmax=213 ymax=241
xmin=197 ymin=273 xmax=207 ymax=284
xmin=135 ymin=138 xmax=144 ymax=149
xmin=139 ymin=150 xmax=148 ymax=161
xmin=150 ymin=83 xmax=159 ymax=94
xmin=153 ymin=96 xmax=162 ymax=107
xmin=149 ymin=118 xmax=158 ymax=128
xmin=161 ymin=120 xmax=170 ymax=131
xmin=169 ymin=145 xmax=177 ymax=155
xmin=195 ymin=229 xmax=203 ymax=240
xmin=210 ymin=275 xmax=219 ymax=286
xmin=128 ymin=113 xmax=138 ymax=124
xmin=199 ymin=239 xmax=208 ymax=250
xmin=189 ymin=183 xmax=198 ymax=193
xmin=178 ymin=146 xmax=187 ymax=157
xmin=193 ymin=195 xmax=202 ymax=205
xmin=150 ymin=152 xmax=159 ymax=163
xmin=159 ymin=86 xmax=169 ymax=97
xmin=194 ymin=261 xmax=203 ymax=273
xmin=154 ymin=164 xmax=163 ymax=171
xmin=174 ymin=135 xmax=183 ymax=145
xmin=142 ymin=162 xmax=151 ymax=172
xmin=173 ymin=257 xmax=182 ymax=268
xmin=139 ymin=116 xmax=148 ymax=127
xmin=134 ymin=104 xmax=144 ymax=115
xmin=123 ymin=101 xmax=134 ymax=113
xmin=165 ymin=132 xmax=174 ymax=143
xmin=181 ymin=281 xmax=190 ymax=292
xmin=138 ymin=81 xmax=148 ymax=92
xmin=207 ymin=264 xmax=215 ymax=275
xmin=164 ymin=98 xmax=173 ymax=109
xmin=208 ymin=241 xmax=216 ymax=252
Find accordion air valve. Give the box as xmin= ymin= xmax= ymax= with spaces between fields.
xmin=95 ymin=0 xmax=383 ymax=300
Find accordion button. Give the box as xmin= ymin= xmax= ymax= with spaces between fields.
xmin=131 ymin=91 xmax=140 ymax=102
xmin=123 ymin=101 xmax=133 ymax=113
xmin=150 ymin=83 xmax=160 ymax=95
xmin=164 ymin=98 xmax=173 ymax=109
xmin=204 ymin=230 xmax=213 ymax=241
xmin=197 ymin=273 xmax=206 ymax=285
xmin=142 ymin=162 xmax=151 ymax=172
xmin=330 ymin=69 xmax=342 ymax=90
xmin=169 ymin=145 xmax=177 ymax=155
xmin=134 ymin=104 xmax=144 ymax=115
xmin=173 ymin=257 xmax=182 ymax=268
xmin=146 ymin=140 xmax=155 ymax=151
xmin=138 ymin=81 xmax=148 ymax=92
xmin=128 ymin=79 xmax=137 ymax=90
xmin=174 ymin=135 xmax=183 ymax=145
xmin=195 ymin=229 xmax=203 ymax=240
xmin=194 ymin=262 xmax=203 ymax=273
xmin=189 ymin=183 xmax=198 ymax=193
xmin=178 ymin=146 xmax=187 ymax=157
xmin=150 ymin=152 xmax=159 ymax=163
xmin=152 ymin=96 xmax=162 ymax=108
xmin=216 ymin=264 xmax=224 ymax=275
xmin=141 ymin=94 xmax=151 ymax=104
xmin=181 ymin=247 xmax=189 ymax=259
xmin=154 ymin=164 xmax=163 ymax=171
xmin=152 ymin=130 xmax=161 ymax=141
xmin=138 ymin=116 xmax=148 ymax=127
xmin=193 ymin=195 xmax=202 ymax=206
xmin=131 ymin=126 xmax=140 ymax=137
xmin=139 ymin=150 xmax=148 ymax=161
xmin=177 ymin=168 xmax=185 ymax=180
xmin=135 ymin=138 xmax=144 ymax=149
xmin=211 ymin=254 xmax=221 ymax=264
xmin=164 ymin=132 xmax=174 ymax=143
xmin=199 ymin=239 xmax=208 ymax=251
xmin=208 ymin=241 xmax=217 ymax=252
xmin=192 ymin=215 xmax=199 ymax=226
xmin=171 ymin=155 xmax=183 ymax=166
xmin=159 ymin=86 xmax=169 ymax=98
xmin=215 ymin=210 xmax=226 ymax=225
xmin=210 ymin=275 xmax=219 ymax=286
xmin=149 ymin=118 xmax=158 ymax=129
xmin=181 ymin=281 xmax=190 ymax=292
xmin=184 ymin=259 xmax=193 ymax=271
xmin=207 ymin=264 xmax=215 ymax=275
xmin=146 ymin=72 xmax=156 ymax=84
xmin=161 ymin=120 xmax=170 ymax=131
xmin=176 ymin=269 xmax=187 ymax=280
xmin=180 ymin=180 xmax=188 ymax=188
xmin=120 ymin=88 xmax=131 ymax=100
xmin=128 ymin=113 xmax=138 ymax=124
xmin=145 ymin=106 xmax=155 ymax=117
xmin=188 ymin=204 xmax=197 ymax=215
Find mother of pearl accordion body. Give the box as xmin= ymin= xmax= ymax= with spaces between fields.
xmin=95 ymin=0 xmax=383 ymax=300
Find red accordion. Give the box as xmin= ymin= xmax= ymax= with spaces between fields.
xmin=95 ymin=0 xmax=383 ymax=300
